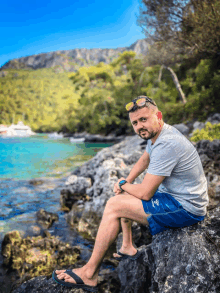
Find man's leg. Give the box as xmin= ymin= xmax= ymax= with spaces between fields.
xmin=113 ymin=218 xmax=138 ymax=259
xmin=56 ymin=193 xmax=149 ymax=286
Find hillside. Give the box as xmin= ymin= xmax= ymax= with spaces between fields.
xmin=0 ymin=68 xmax=79 ymax=131
xmin=0 ymin=39 xmax=149 ymax=72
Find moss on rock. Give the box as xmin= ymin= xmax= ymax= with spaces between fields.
xmin=1 ymin=230 xmax=81 ymax=283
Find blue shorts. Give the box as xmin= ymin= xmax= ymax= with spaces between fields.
xmin=141 ymin=191 xmax=205 ymax=235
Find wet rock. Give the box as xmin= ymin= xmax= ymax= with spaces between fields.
xmin=60 ymin=176 xmax=92 ymax=211
xmin=68 ymin=209 xmax=102 ymax=241
xmin=1 ymin=231 xmax=81 ymax=285
xmin=1 ymin=231 xmax=22 ymax=266
xmin=36 ymin=209 xmax=59 ymax=229
xmin=29 ymin=179 xmax=44 ymax=186
xmin=27 ymin=225 xmax=42 ymax=236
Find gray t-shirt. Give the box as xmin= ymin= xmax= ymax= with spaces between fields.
xmin=146 ymin=123 xmax=209 ymax=216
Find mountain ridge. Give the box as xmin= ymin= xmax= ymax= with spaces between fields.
xmin=1 ymin=39 xmax=149 ymax=72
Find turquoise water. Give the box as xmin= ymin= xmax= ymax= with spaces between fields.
xmin=0 ymin=135 xmax=112 ymax=240
xmin=0 ymin=134 xmax=111 ymax=179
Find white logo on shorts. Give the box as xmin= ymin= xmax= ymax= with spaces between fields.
xmin=151 ymin=198 xmax=159 ymax=208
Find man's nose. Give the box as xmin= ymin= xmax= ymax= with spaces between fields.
xmin=136 ymin=121 xmax=143 ymax=130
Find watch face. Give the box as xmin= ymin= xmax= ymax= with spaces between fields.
xmin=119 ymin=180 xmax=126 ymax=185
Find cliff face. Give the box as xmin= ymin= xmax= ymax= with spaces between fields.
xmin=1 ymin=39 xmax=149 ymax=72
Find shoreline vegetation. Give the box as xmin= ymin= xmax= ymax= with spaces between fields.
xmin=0 ymin=51 xmax=220 ymax=137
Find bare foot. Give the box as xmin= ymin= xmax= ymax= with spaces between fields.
xmin=113 ymin=245 xmax=137 ymax=259
xmin=55 ymin=267 xmax=98 ymax=287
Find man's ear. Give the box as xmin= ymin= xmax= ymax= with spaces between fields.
xmin=157 ymin=111 xmax=162 ymax=120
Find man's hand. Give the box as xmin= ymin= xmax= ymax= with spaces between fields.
xmin=114 ymin=177 xmax=126 ymax=195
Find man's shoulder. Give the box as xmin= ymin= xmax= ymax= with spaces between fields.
xmin=155 ymin=123 xmax=195 ymax=150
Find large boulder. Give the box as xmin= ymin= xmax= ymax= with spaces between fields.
xmin=117 ymin=206 xmax=220 ymax=293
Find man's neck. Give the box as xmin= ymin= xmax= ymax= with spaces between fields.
xmin=151 ymin=121 xmax=164 ymax=145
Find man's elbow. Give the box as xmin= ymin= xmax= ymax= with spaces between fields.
xmin=140 ymin=191 xmax=152 ymax=201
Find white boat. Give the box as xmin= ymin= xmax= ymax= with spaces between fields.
xmin=70 ymin=137 xmax=85 ymax=143
xmin=1 ymin=121 xmax=35 ymax=137
xmin=48 ymin=132 xmax=64 ymax=139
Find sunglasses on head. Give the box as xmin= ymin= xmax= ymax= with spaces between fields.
xmin=125 ymin=96 xmax=156 ymax=112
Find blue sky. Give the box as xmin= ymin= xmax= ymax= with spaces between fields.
xmin=0 ymin=0 xmax=145 ymax=67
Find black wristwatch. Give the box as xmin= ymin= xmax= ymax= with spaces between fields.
xmin=119 ymin=179 xmax=127 ymax=191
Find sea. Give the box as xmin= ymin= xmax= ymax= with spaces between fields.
xmin=0 ymin=134 xmax=112 ymax=244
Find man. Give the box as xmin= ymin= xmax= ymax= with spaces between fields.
xmin=53 ymin=96 xmax=209 ymax=292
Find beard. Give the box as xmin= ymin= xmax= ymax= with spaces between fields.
xmin=138 ymin=128 xmax=157 ymax=140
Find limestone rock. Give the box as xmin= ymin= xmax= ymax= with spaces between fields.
xmin=117 ymin=206 xmax=220 ymax=293
xmin=193 ymin=121 xmax=205 ymax=131
xmin=206 ymin=113 xmax=220 ymax=125
xmin=172 ymin=123 xmax=190 ymax=135
xmin=1 ymin=39 xmax=150 ymax=72
xmin=36 ymin=209 xmax=59 ymax=229
xmin=60 ymin=176 xmax=92 ymax=210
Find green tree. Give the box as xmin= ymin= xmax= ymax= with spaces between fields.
xmin=138 ymin=0 xmax=220 ymax=59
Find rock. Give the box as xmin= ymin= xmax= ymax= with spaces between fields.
xmin=1 ymin=231 xmax=22 ymax=266
xmin=84 ymin=133 xmax=124 ymax=143
xmin=215 ymin=184 xmax=220 ymax=200
xmin=29 ymin=179 xmax=44 ymax=186
xmin=193 ymin=121 xmax=205 ymax=131
xmin=206 ymin=113 xmax=220 ymax=124
xmin=11 ymin=269 xmax=121 ymax=293
xmin=117 ymin=206 xmax=220 ymax=293
xmin=36 ymin=209 xmax=59 ymax=229
xmin=1 ymin=230 xmax=81 ymax=286
xmin=11 ymin=276 xmax=85 ymax=293
xmin=27 ymin=225 xmax=42 ymax=236
xmin=196 ymin=139 xmax=220 ymax=164
xmin=1 ymin=39 xmax=150 ymax=72
xmin=172 ymin=123 xmax=190 ymax=135
xmin=60 ymin=176 xmax=92 ymax=210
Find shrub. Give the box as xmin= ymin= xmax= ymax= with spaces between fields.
xmin=190 ymin=122 xmax=220 ymax=142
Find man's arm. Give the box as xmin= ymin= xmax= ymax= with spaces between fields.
xmin=120 ymin=173 xmax=165 ymax=201
xmin=114 ymin=150 xmax=150 ymax=194
xmin=126 ymin=150 xmax=150 ymax=183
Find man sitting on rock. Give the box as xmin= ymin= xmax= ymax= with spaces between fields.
xmin=53 ymin=96 xmax=209 ymax=292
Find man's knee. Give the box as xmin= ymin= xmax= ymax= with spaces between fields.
xmin=105 ymin=196 xmax=117 ymax=211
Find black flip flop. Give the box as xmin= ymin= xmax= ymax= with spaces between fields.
xmin=114 ymin=250 xmax=141 ymax=261
xmin=52 ymin=269 xmax=98 ymax=292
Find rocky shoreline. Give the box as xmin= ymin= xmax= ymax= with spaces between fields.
xmin=1 ymin=115 xmax=220 ymax=292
